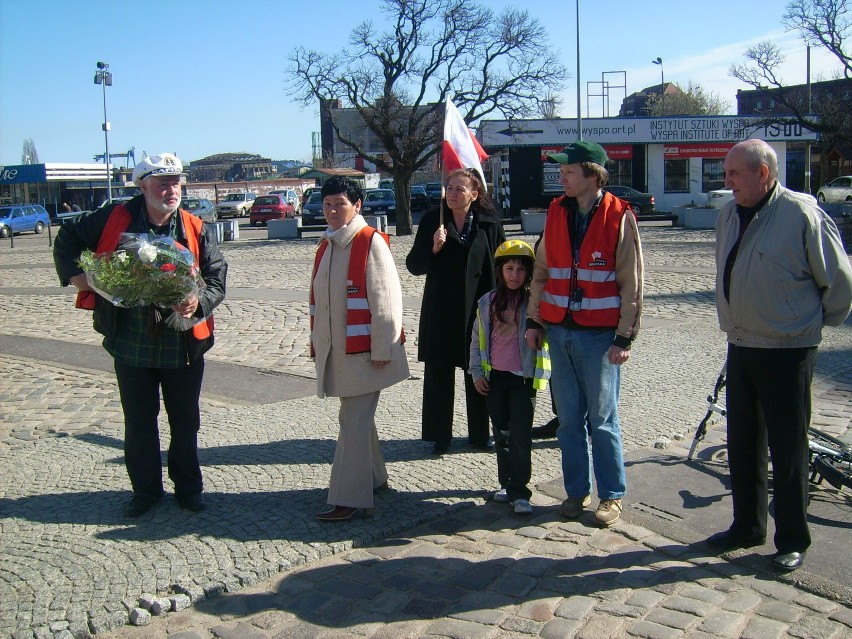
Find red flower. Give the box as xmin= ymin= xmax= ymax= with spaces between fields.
xmin=160 ymin=263 xmax=177 ymax=272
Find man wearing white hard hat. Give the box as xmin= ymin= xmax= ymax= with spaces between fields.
xmin=54 ymin=153 xmax=227 ymax=518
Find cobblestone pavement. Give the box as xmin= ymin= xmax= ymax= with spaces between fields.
xmin=1 ymin=225 xmax=850 ymax=638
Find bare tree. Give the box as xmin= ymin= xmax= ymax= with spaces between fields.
xmin=729 ymin=0 xmax=851 ymax=145
xmin=645 ymin=81 xmax=732 ymax=116
xmin=21 ymin=138 xmax=39 ymax=164
xmin=785 ymin=0 xmax=850 ymax=77
xmin=286 ymin=0 xmax=567 ymax=235
xmin=539 ymin=92 xmax=563 ymax=119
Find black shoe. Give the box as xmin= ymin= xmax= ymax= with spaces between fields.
xmin=176 ymin=493 xmax=206 ymax=512
xmin=432 ymin=442 xmax=449 ymax=455
xmin=772 ymin=551 xmax=806 ymax=572
xmin=704 ymin=529 xmax=765 ymax=552
xmin=124 ymin=495 xmax=160 ymax=518
xmin=471 ymin=438 xmax=494 ymax=451
xmin=532 ymin=418 xmax=559 ymax=439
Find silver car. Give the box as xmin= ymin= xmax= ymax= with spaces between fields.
xmin=816 ymin=176 xmax=852 ymax=204
xmin=181 ymin=197 xmax=217 ymax=223
xmin=216 ymin=192 xmax=256 ymax=218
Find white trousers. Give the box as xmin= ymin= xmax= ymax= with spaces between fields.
xmin=327 ymin=390 xmax=388 ymax=509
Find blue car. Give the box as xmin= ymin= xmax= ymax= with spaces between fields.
xmin=362 ymin=189 xmax=397 ymax=222
xmin=0 ymin=204 xmax=51 ymax=238
xmin=301 ymin=191 xmax=325 ymax=225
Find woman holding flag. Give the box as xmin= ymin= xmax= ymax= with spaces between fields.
xmin=406 ymin=99 xmax=504 ymax=455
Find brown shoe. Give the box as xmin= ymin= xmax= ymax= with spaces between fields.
xmin=594 ymin=499 xmax=622 ymax=526
xmin=559 ymin=495 xmax=591 ymax=518
xmin=315 ymin=505 xmax=373 ymax=521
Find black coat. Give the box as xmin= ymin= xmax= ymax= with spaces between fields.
xmin=53 ymin=196 xmax=228 ymax=363
xmin=406 ymin=205 xmax=505 ymax=367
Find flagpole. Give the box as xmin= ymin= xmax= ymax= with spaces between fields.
xmin=439 ymin=103 xmax=445 ymax=229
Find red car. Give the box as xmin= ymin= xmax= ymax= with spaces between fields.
xmin=249 ymin=194 xmax=296 ymax=226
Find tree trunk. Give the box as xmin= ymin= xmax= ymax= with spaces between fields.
xmin=393 ymin=171 xmax=414 ymax=236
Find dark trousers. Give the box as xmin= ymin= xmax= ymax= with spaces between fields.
xmin=487 ymin=370 xmax=536 ymax=501
xmin=421 ymin=361 xmax=490 ymax=447
xmin=114 ymin=358 xmax=205 ymax=500
xmin=725 ymin=344 xmax=815 ymax=554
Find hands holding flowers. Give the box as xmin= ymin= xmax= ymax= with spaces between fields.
xmin=77 ymin=233 xmax=206 ymax=309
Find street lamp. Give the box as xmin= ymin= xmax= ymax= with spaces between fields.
xmin=94 ymin=61 xmax=113 ymax=204
xmin=652 ymin=57 xmax=664 ymax=115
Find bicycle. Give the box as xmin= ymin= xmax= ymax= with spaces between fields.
xmin=687 ymin=363 xmax=852 ymax=493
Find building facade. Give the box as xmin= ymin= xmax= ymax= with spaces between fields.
xmin=478 ymin=115 xmax=817 ymax=217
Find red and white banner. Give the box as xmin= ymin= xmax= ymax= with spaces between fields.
xmin=443 ymin=98 xmax=488 ymax=182
xmin=664 ymin=143 xmax=734 ymax=158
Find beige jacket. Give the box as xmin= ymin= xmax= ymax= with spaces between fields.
xmin=311 ymin=215 xmax=409 ymax=398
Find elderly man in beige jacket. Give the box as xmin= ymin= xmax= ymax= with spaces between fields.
xmin=309 ymin=176 xmax=410 ymax=521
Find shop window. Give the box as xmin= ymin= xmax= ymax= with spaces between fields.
xmin=664 ymin=159 xmax=689 ymax=193
xmin=702 ymin=159 xmax=725 ymax=192
xmin=608 ymin=160 xmax=633 ymax=187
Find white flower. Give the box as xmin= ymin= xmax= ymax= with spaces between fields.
xmin=138 ymin=244 xmax=158 ymax=263
xmin=116 ymin=251 xmax=129 ymax=264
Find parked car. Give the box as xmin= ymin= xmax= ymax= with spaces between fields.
xmin=301 ymin=191 xmax=325 ymax=225
xmin=249 ymin=194 xmax=296 ymax=226
xmin=424 ymin=182 xmax=443 ymax=205
xmin=181 ymin=197 xmax=216 ymax=223
xmin=268 ymin=188 xmax=301 ymax=214
xmin=302 ymin=186 xmax=321 ymax=207
xmin=362 ymin=189 xmax=397 ymax=222
xmin=603 ymin=185 xmax=656 ymax=216
xmin=705 ymin=189 xmax=734 ymax=209
xmin=0 ymin=204 xmax=51 ymax=238
xmin=216 ymin=192 xmax=255 ymax=218
xmin=410 ymin=185 xmax=429 ymax=212
xmin=816 ymin=176 xmax=852 ymax=204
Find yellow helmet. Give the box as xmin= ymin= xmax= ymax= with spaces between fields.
xmin=495 ymin=239 xmax=535 ymax=260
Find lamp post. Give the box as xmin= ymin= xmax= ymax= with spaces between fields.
xmin=652 ymin=57 xmax=664 ymax=115
xmin=94 ymin=61 xmax=113 ymax=204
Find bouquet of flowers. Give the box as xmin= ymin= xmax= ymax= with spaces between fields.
xmin=78 ymin=232 xmax=206 ymax=308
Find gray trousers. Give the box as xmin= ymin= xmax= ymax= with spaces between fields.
xmin=327 ymin=390 xmax=388 ymax=509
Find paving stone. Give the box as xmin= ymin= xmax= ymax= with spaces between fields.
xmin=787 ymin=614 xmax=849 ymax=639
xmin=541 ymin=617 xmax=583 ymax=639
xmin=697 ymin=611 xmax=747 ymax=638
xmin=425 ymin=617 xmax=494 ymax=639
xmin=740 ymin=616 xmax=788 ymax=639
xmin=756 ymin=600 xmax=806 ymax=623
xmin=554 ymin=595 xmax=597 ymax=620
xmin=625 ymin=620 xmax=684 ymax=639
xmin=644 ymin=607 xmax=701 ymax=631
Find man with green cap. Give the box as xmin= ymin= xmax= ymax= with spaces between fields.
xmin=525 ymin=140 xmax=644 ymax=526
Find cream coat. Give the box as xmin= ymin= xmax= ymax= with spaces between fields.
xmin=311 ymin=215 xmax=409 ymax=398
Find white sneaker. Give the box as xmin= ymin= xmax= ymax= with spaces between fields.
xmin=512 ymin=499 xmax=533 ymax=514
xmin=493 ymin=488 xmax=510 ymax=503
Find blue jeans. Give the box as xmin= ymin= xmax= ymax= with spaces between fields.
xmin=547 ymin=325 xmax=626 ymax=500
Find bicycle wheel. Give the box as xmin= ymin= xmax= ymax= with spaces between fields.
xmin=808 ymin=428 xmax=852 ymax=490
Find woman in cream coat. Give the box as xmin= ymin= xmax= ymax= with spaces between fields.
xmin=310 ymin=177 xmax=409 ymax=521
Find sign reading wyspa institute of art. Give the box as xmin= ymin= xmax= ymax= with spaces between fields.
xmin=478 ymin=116 xmax=818 ymax=147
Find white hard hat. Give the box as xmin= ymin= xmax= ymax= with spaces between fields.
xmin=132 ymin=153 xmax=186 ymax=185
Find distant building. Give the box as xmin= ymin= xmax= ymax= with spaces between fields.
xmin=320 ymin=99 xmax=440 ymax=176
xmin=736 ymin=78 xmax=852 ymax=189
xmin=619 ymin=83 xmax=680 ymax=117
xmin=187 ymin=153 xmax=273 ymax=183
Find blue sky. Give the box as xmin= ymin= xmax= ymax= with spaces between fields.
xmin=0 ymin=0 xmax=844 ymax=166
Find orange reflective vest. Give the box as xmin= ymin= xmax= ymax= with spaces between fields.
xmin=309 ymin=226 xmax=404 ymax=356
xmin=540 ymin=193 xmax=629 ymax=327
xmin=75 ymin=204 xmax=213 ymax=341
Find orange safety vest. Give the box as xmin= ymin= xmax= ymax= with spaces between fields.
xmin=75 ymin=204 xmax=214 ymax=341
xmin=309 ymin=225 xmax=404 ymax=356
xmin=540 ymin=192 xmax=629 ymax=327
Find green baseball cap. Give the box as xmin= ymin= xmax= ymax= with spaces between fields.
xmin=546 ymin=140 xmax=609 ymax=166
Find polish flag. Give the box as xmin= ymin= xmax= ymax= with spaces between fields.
xmin=442 ymin=98 xmax=488 ymax=183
